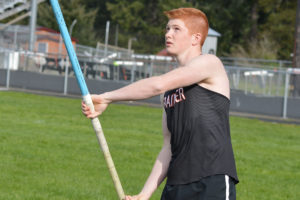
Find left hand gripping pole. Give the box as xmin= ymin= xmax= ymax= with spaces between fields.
xmin=50 ymin=1 xmax=125 ymax=199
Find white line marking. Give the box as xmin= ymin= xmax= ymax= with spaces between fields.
xmin=225 ymin=175 xmax=230 ymax=200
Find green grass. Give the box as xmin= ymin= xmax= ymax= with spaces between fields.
xmin=0 ymin=91 xmax=299 ymax=200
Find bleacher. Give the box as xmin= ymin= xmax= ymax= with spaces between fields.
xmin=0 ymin=0 xmax=45 ymax=22
xmin=0 ymin=0 xmax=27 ymax=14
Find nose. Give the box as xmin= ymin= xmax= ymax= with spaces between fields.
xmin=165 ymin=30 xmax=172 ymax=39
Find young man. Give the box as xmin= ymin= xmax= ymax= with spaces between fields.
xmin=82 ymin=8 xmax=238 ymax=200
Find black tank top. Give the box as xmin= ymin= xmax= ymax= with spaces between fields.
xmin=163 ymin=84 xmax=239 ymax=185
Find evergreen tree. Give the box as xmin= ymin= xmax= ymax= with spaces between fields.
xmin=34 ymin=0 xmax=297 ymax=59
xmin=37 ymin=0 xmax=98 ymax=46
xmin=196 ymin=0 xmax=253 ymax=56
xmin=106 ymin=0 xmax=193 ymax=54
xmin=195 ymin=0 xmax=296 ymax=60
xmin=258 ymin=0 xmax=297 ymax=59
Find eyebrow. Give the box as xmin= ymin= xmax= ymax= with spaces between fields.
xmin=166 ymin=24 xmax=181 ymax=28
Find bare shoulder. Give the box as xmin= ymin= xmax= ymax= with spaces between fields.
xmin=157 ymin=54 xmax=227 ymax=93
xmin=188 ymin=54 xmax=224 ymax=69
xmin=186 ymin=54 xmax=226 ymax=78
xmin=190 ymin=54 xmax=230 ymax=98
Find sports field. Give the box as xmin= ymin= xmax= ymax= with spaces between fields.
xmin=0 ymin=91 xmax=299 ymax=200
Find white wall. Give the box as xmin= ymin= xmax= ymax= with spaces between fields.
xmin=202 ymin=36 xmax=218 ymax=55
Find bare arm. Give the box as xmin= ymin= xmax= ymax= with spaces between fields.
xmin=103 ymin=54 xmax=224 ymax=102
xmin=140 ymin=110 xmax=171 ymax=198
xmin=82 ymin=54 xmax=228 ymax=118
xmin=126 ymin=110 xmax=171 ymax=200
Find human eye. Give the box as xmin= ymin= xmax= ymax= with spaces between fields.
xmin=174 ymin=26 xmax=180 ymax=31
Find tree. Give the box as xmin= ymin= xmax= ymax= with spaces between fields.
xmin=294 ymin=0 xmax=300 ymax=68
xmin=82 ymin=0 xmax=114 ymax=43
xmin=33 ymin=0 xmax=297 ymax=59
xmin=196 ymin=0 xmax=296 ymax=59
xmin=258 ymin=0 xmax=297 ymax=59
xmin=291 ymin=0 xmax=300 ymax=97
xmin=106 ymin=0 xmax=193 ymax=54
xmin=37 ymin=0 xmax=98 ymax=46
xmin=195 ymin=0 xmax=253 ymax=56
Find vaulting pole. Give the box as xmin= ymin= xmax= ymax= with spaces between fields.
xmin=49 ymin=1 xmax=125 ymax=199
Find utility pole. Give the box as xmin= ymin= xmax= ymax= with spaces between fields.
xmin=292 ymin=0 xmax=300 ymax=96
xmin=104 ymin=21 xmax=110 ymax=57
xmin=29 ymin=0 xmax=37 ymax=51
xmin=115 ymin=24 xmax=119 ymax=47
xmin=294 ymin=0 xmax=300 ymax=68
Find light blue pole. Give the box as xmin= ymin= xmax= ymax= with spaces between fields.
xmin=50 ymin=1 xmax=125 ymax=199
xmin=50 ymin=0 xmax=88 ymax=95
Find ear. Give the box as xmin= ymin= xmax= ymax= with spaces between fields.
xmin=191 ymin=33 xmax=202 ymax=46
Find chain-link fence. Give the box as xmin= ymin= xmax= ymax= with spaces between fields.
xmin=1 ymin=23 xmax=300 ymax=118
xmin=225 ymin=66 xmax=300 ymax=118
xmin=226 ymin=66 xmax=287 ymax=97
xmin=1 ymin=47 xmax=300 ymax=118
xmin=221 ymin=57 xmax=292 ymax=69
xmin=0 ymin=47 xmax=175 ymax=80
xmin=0 ymin=24 xmax=176 ymax=82
xmin=0 ymin=47 xmax=298 ymax=97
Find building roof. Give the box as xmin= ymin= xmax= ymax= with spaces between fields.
xmin=208 ymin=28 xmax=221 ymax=37
xmin=0 ymin=24 xmax=77 ymax=42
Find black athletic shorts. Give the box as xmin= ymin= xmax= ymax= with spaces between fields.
xmin=161 ymin=174 xmax=236 ymax=200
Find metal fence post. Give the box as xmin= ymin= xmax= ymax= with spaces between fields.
xmin=104 ymin=21 xmax=110 ymax=57
xmin=131 ymin=64 xmax=136 ymax=83
xmin=268 ymin=74 xmax=273 ymax=95
xmin=262 ymin=75 xmax=266 ymax=95
xmin=149 ymin=60 xmax=153 ymax=77
xmin=63 ymin=57 xmax=69 ymax=95
xmin=245 ymin=75 xmax=248 ymax=94
xmin=117 ymin=65 xmax=120 ymax=81
xmin=113 ymin=63 xmax=116 ymax=81
xmin=6 ymin=51 xmax=10 ymax=89
xmin=235 ymin=69 xmax=240 ymax=89
xmin=13 ymin=25 xmax=19 ymax=49
xmin=282 ymin=68 xmax=291 ymax=119
xmin=276 ymin=61 xmax=283 ymax=96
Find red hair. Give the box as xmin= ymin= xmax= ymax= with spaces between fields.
xmin=164 ymin=8 xmax=209 ymax=46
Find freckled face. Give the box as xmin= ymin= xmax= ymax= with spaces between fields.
xmin=165 ymin=19 xmax=192 ymax=55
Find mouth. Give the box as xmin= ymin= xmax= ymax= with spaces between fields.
xmin=165 ymin=41 xmax=173 ymax=47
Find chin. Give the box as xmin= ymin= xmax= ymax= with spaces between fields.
xmin=166 ymin=48 xmax=177 ymax=56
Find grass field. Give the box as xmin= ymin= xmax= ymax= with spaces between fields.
xmin=0 ymin=91 xmax=299 ymax=200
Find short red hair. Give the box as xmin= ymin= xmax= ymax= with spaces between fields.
xmin=164 ymin=8 xmax=209 ymax=46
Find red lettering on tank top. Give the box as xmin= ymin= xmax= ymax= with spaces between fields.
xmin=164 ymin=88 xmax=186 ymax=108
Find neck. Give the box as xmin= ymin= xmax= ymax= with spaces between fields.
xmin=176 ymin=47 xmax=202 ymax=66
